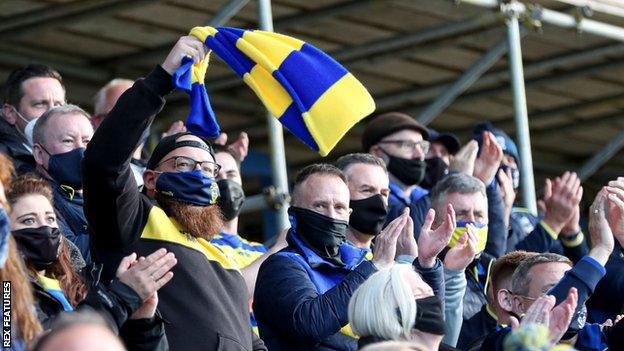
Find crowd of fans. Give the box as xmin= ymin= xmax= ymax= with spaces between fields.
xmin=1 ymin=35 xmax=624 ymax=351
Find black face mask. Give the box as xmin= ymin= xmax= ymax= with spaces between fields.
xmin=349 ymin=194 xmax=388 ymax=236
xmin=414 ymin=295 xmax=446 ymax=335
xmin=499 ymin=164 xmax=520 ymax=190
xmin=217 ymin=179 xmax=245 ymax=221
xmin=421 ymin=157 xmax=448 ymax=190
xmin=288 ymin=206 xmax=348 ymax=265
xmin=12 ymin=226 xmax=61 ymax=270
xmin=381 ymin=149 xmax=426 ymax=186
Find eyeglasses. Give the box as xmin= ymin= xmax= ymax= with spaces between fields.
xmin=378 ymin=139 xmax=430 ymax=154
xmin=157 ymin=156 xmax=221 ymax=177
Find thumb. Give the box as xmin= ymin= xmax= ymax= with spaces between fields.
xmin=116 ymin=252 xmax=137 ymax=277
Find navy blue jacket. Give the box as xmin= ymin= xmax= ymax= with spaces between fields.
xmin=587 ymin=246 xmax=624 ymax=323
xmin=0 ymin=118 xmax=35 ymax=175
xmin=507 ymin=209 xmax=588 ymax=263
xmin=48 ymin=179 xmax=91 ymax=263
xmin=254 ymin=231 xmax=377 ymax=351
xmin=386 ymin=181 xmax=430 ymax=237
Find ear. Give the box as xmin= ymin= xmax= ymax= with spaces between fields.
xmin=497 ymin=289 xmax=514 ymax=313
xmin=369 ymin=145 xmax=384 ymax=159
xmin=32 ymin=143 xmax=48 ymax=168
xmin=2 ymin=104 xmax=17 ymax=125
xmin=143 ymin=170 xmax=158 ymax=191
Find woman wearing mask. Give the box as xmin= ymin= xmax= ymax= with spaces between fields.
xmin=348 ymin=264 xmax=451 ymax=350
xmin=0 ymin=154 xmax=43 ymax=350
xmin=7 ymin=174 xmax=176 ymax=350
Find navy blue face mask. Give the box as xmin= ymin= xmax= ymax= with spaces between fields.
xmin=155 ymin=169 xmax=220 ymax=206
xmin=44 ymin=147 xmax=85 ymax=190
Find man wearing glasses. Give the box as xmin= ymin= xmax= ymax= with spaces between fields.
xmin=361 ymin=112 xmax=432 ymax=229
xmin=82 ymin=36 xmax=267 ymax=351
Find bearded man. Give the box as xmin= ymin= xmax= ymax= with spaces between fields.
xmin=82 ymin=36 xmax=266 ymax=351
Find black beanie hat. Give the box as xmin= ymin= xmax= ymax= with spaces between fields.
xmin=146 ymin=132 xmax=214 ymax=170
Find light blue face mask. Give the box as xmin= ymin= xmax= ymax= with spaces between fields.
xmin=0 ymin=208 xmax=10 ymax=268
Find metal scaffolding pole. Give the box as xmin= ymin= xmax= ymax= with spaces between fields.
xmin=417 ymin=33 xmax=517 ymax=125
xmin=257 ymin=0 xmax=290 ymax=231
xmin=506 ymin=1 xmax=538 ymax=214
xmin=462 ymin=0 xmax=624 ymax=42
xmin=577 ymin=129 xmax=624 ymax=181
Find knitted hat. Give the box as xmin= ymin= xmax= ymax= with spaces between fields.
xmin=146 ymin=132 xmax=214 ymax=170
xmin=361 ymin=112 xmax=429 ymax=152
xmin=428 ymin=129 xmax=461 ymax=155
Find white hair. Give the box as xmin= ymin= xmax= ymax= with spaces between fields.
xmin=348 ymin=264 xmax=417 ymax=341
xmin=360 ymin=341 xmax=425 ymax=351
xmin=93 ymin=78 xmax=134 ymax=115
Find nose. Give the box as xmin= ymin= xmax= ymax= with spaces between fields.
xmin=412 ymin=146 xmax=425 ymax=161
xmin=466 ymin=211 xmax=476 ymax=223
xmin=323 ymin=207 xmax=338 ymax=220
xmin=36 ymin=213 xmax=48 ymax=227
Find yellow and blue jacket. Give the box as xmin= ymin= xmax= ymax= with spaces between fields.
xmin=211 ymin=232 xmax=267 ymax=268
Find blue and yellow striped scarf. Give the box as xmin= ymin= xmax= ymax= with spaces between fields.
xmin=173 ymin=26 xmax=375 ymax=156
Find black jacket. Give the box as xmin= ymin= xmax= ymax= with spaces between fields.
xmin=83 ymin=65 xmax=265 ymax=351
xmin=0 ymin=118 xmax=35 ymax=175
xmin=33 ymin=263 xmax=168 ymax=350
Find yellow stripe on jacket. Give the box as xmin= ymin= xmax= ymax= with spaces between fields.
xmin=141 ymin=207 xmax=239 ymax=271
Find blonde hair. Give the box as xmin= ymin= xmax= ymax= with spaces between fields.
xmin=348 ymin=264 xmax=416 ymax=341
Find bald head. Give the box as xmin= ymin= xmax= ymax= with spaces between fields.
xmin=38 ymin=324 xmax=125 ymax=351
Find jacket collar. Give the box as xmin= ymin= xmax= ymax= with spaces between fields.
xmin=287 ymin=230 xmax=369 ymax=270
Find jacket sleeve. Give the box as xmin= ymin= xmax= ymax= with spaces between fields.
xmin=547 ymin=256 xmax=606 ymax=334
xmin=78 ymin=265 xmax=143 ymax=333
xmin=512 ymin=220 xmax=558 ymax=254
xmin=485 ymin=181 xmax=506 ymax=259
xmin=560 ymin=232 xmax=589 ymax=264
xmin=442 ymin=267 xmax=467 ymax=347
xmin=251 ymin=330 xmax=267 ymax=351
xmin=253 ymin=254 xmax=377 ymax=343
xmin=413 ymin=258 xmax=445 ymax=310
xmin=82 ymin=66 xmax=173 ymax=252
xmin=120 ymin=312 xmax=169 ymax=351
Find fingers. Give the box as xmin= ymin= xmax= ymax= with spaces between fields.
xmin=116 ymin=253 xmax=137 ymax=277
xmin=566 ymin=287 xmax=578 ymax=312
xmin=134 ymin=248 xmax=169 ymax=271
xmin=455 ymin=232 xmax=468 ymax=247
xmin=420 ymin=209 xmax=435 ymax=234
xmin=147 ymin=255 xmax=178 ymax=280
xmin=214 ymin=132 xmax=228 ymax=146
xmin=543 ymin=178 xmax=553 ymax=201
xmin=154 ymin=271 xmax=175 ymax=291
xmin=444 ymin=204 xmax=456 ymax=235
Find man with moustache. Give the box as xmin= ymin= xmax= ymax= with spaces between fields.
xmin=82 ymin=36 xmax=266 ymax=351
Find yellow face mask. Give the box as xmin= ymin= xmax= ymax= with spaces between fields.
xmin=447 ymin=221 xmax=488 ymax=254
